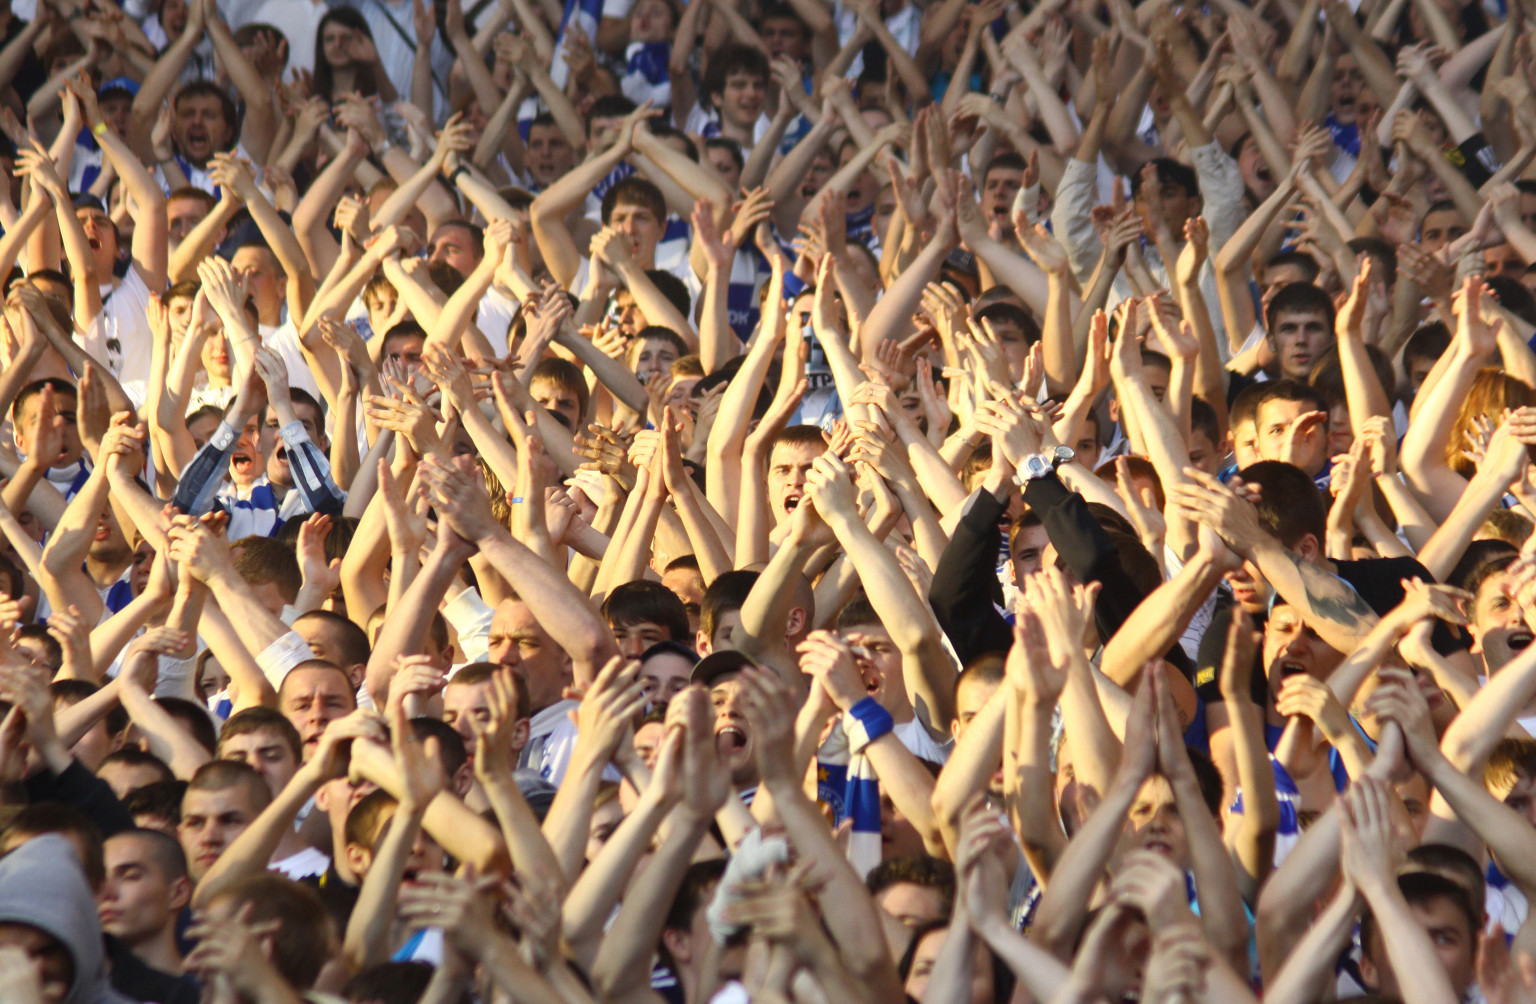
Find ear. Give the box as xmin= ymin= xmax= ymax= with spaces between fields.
xmin=343 ymin=842 xmax=371 ymax=879
xmin=786 ymin=606 xmax=807 ymax=638
xmin=660 ymin=927 xmax=691 ymax=967
xmin=168 ymin=875 xmax=192 ymax=912
xmin=1293 ymin=533 xmax=1320 ymax=563
xmin=695 ymin=629 xmax=712 ymax=656
xmin=346 ymin=662 xmax=365 ymax=690
xmin=511 ymin=717 xmax=531 ymax=755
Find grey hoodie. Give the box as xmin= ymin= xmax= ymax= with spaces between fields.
xmin=0 ymin=833 xmax=135 ymax=1004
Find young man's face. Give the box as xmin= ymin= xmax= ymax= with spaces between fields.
xmin=1471 ymin=568 xmax=1532 ymax=674
xmin=1406 ymin=352 xmax=1438 ymax=395
xmin=99 ymin=833 xmax=190 ymax=946
xmin=698 ymin=609 xmax=741 ymax=656
xmin=179 ymin=785 xmax=260 ymax=881
xmin=1264 ymin=602 xmax=1342 ymax=692
xmin=442 ymin=679 xmax=494 ymax=756
xmin=381 ymin=332 xmax=426 ymax=372
xmin=1187 ymin=427 xmax=1224 ymax=475
xmin=710 ymin=674 xmax=758 ymax=787
xmin=759 ymin=15 xmax=807 ymax=60
xmin=639 ymin=650 xmax=693 ymax=704
xmin=1419 ymin=208 xmax=1468 ymax=256
xmin=1256 ymin=397 xmax=1328 ymax=475
xmin=429 ymin=225 xmax=482 ymax=278
xmin=1122 ymin=775 xmax=1191 ymax=868
xmin=767 ymin=438 xmax=825 ymax=523
xmin=1363 ymin=894 xmax=1477 ymax=1000
xmin=1330 ymin=52 xmax=1365 ymax=124
xmin=219 ymin=728 xmax=300 ymax=796
xmin=706 ymin=146 xmax=742 ymax=191
xmin=1134 ymin=176 xmax=1196 ymax=238
xmin=717 ymin=70 xmax=766 ymax=127
xmin=530 ymin=375 xmax=582 ymax=429
xmin=950 ymin=674 xmax=1000 ymax=742
xmin=1485 ymin=242 xmax=1526 ymax=280
xmin=526 ymin=124 xmax=575 ymax=189
xmin=230 ymin=245 xmax=285 ymax=324
xmin=0 ymin=924 xmax=72 ymax=1004
xmin=982 ymin=167 xmax=1023 ymax=224
xmin=173 ymin=93 xmax=231 ymax=165
xmin=612 ymin=619 xmax=673 ymax=660
xmin=99 ymin=93 xmax=133 ymax=139
xmin=76 ymin=207 xmax=119 ymax=279
xmin=1267 ymin=309 xmax=1333 ymax=380
xmin=14 ymin=389 xmax=81 ymax=469
xmin=631 ymin=336 xmax=679 ymax=382
xmin=1009 ymin=523 xmax=1050 ymax=586
xmin=279 ymin=667 xmax=357 ymax=759
xmin=608 ymin=201 xmax=664 ymax=266
xmin=628 ymin=0 xmax=673 ymax=42
xmin=842 ymin=624 xmax=903 ymax=713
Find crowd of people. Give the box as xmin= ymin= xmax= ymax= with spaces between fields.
xmin=0 ymin=0 xmax=1535 ymax=998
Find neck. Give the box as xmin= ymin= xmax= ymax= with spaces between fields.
xmin=271 ymin=826 xmax=310 ymax=865
xmin=86 ymin=554 xmax=131 ymax=587
xmin=128 ymin=926 xmax=185 ymax=975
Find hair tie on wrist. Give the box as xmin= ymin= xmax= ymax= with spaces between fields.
xmin=91 ymin=122 xmax=108 ymax=137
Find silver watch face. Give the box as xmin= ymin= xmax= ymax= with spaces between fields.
xmin=1052 ymin=445 xmax=1075 ymax=466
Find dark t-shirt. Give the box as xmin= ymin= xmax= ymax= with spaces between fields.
xmin=107 ymin=935 xmax=200 ymax=1004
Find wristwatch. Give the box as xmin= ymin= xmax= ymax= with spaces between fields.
xmin=1015 ymin=446 xmax=1075 ymax=483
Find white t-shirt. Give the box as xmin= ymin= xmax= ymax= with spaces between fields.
xmin=86 ymin=265 xmax=155 ymax=388
xmin=238 ymin=0 xmax=328 ymax=77
xmin=892 ymin=718 xmax=951 ymax=765
xmin=260 ymin=319 xmax=322 ymax=403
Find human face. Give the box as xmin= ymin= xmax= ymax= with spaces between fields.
xmin=489 ymin=599 xmax=571 ymax=714
xmin=874 ymin=185 xmax=897 ymax=244
xmin=903 ymin=928 xmax=997 ymax=1004
xmin=1231 ymin=416 xmax=1260 ymax=471
xmin=443 ymin=680 xmax=494 ymax=756
xmin=1472 ymin=569 xmax=1531 ymax=673
xmin=179 ymin=786 xmax=259 ymax=880
xmin=1237 ymin=135 xmax=1275 ymax=201
xmin=705 ymin=145 xmax=742 ymax=192
xmin=631 ymin=337 xmax=678 ymax=384
xmin=219 ymin=728 xmax=299 ymax=795
xmin=1267 ymin=309 xmax=1333 ymax=380
xmin=1124 ymin=775 xmax=1190 ymax=866
xmin=279 ymin=667 xmax=356 ymax=759
xmin=800 ymin=151 xmax=833 ymax=198
xmin=1260 ymin=263 xmax=1314 ymax=313
xmin=230 ymin=246 xmax=285 ymax=325
xmin=698 ymin=609 xmax=740 ymax=656
xmin=382 ymin=333 xmax=425 ymax=371
xmin=1498 ymin=771 xmax=1536 ymax=827
xmin=14 ymin=390 xmax=80 ymax=469
xmin=1420 ymin=208 xmax=1468 ymax=255
xmin=640 ymin=652 xmax=692 ymax=704
xmin=633 ymin=720 xmax=666 ymax=767
xmin=1407 ymin=352 xmax=1438 ymax=395
xmin=321 ymin=22 xmax=355 ymax=68
xmin=1134 ymin=174 xmax=1195 ymax=238
xmin=199 ymin=330 xmax=231 ymax=382
xmin=982 ymin=167 xmax=1023 ymax=224
xmin=609 ymin=202 xmax=664 ymax=266
xmin=1009 ymin=523 xmax=1050 ymax=585
xmin=718 ymin=70 xmax=766 ymax=128
xmin=951 ymin=674 xmax=999 ymax=743
xmin=166 ymin=194 xmax=210 ymax=246
xmin=1187 ymin=428 xmax=1224 ymax=475
xmin=98 ymin=760 xmax=166 ymax=800
xmin=526 ymin=124 xmax=575 ymax=188
xmin=160 ymin=0 xmax=189 ymax=36
xmin=1331 ymin=53 xmax=1365 ymax=124
xmin=172 ymin=93 xmax=230 ymax=165
xmin=760 ymin=15 xmax=807 ymax=60
xmin=228 ymin=415 xmax=264 ymax=488
xmin=628 ymin=0 xmax=673 ymax=42
xmin=429 ymin=225 xmax=482 ymax=278
xmin=1364 ymin=896 xmax=1476 ymax=998
xmin=1256 ymin=397 xmax=1328 ymax=474
xmin=1264 ymin=603 xmax=1343 ymax=694
xmin=843 ymin=625 xmax=902 ymax=712
xmin=99 ymin=834 xmax=187 ymax=945
xmin=613 ymin=619 xmax=671 ymax=660
xmin=876 ymin=882 xmax=948 ymax=929
xmin=710 ymin=675 xmax=757 ymax=786
xmin=0 ymin=924 xmax=72 ymax=1004
xmin=768 ymin=439 xmax=824 ymax=524
xmin=1485 ymin=242 xmax=1526 ymax=280
xmin=531 ymin=376 xmax=582 ymax=429
xmin=585 ymin=797 xmax=625 ymax=863
xmin=76 ymin=207 xmax=118 ymax=279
